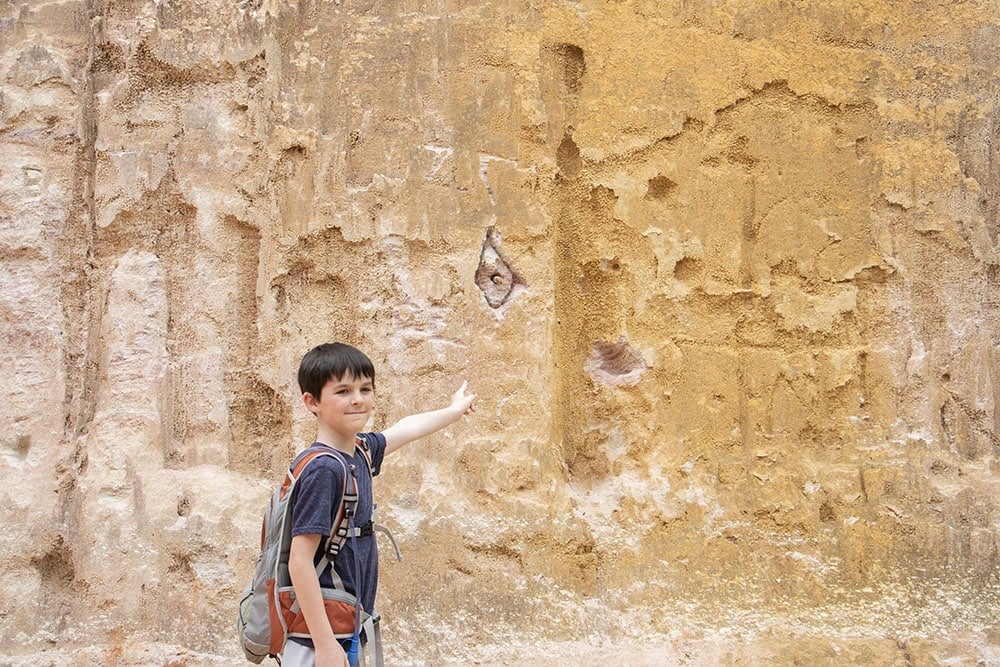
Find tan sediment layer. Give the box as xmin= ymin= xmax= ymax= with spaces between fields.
xmin=0 ymin=0 xmax=996 ymax=663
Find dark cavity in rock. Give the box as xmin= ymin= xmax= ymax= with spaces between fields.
xmin=585 ymin=338 xmax=648 ymax=386
xmin=475 ymin=226 xmax=522 ymax=309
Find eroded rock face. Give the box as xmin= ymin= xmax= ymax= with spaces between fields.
xmin=0 ymin=0 xmax=997 ymax=663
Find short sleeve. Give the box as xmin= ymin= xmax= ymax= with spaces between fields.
xmin=290 ymin=456 xmax=345 ymax=538
xmin=360 ymin=432 xmax=387 ymax=476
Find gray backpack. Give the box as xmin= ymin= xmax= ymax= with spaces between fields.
xmin=237 ymin=445 xmax=366 ymax=662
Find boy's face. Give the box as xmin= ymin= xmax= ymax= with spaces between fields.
xmin=305 ymin=372 xmax=375 ymax=437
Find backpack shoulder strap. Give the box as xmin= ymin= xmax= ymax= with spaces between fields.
xmin=314 ymin=448 xmax=358 ymax=563
xmin=281 ymin=448 xmax=336 ymax=501
xmin=328 ymin=452 xmax=358 ymax=553
xmin=281 ymin=447 xmax=359 ymax=583
xmin=354 ymin=433 xmax=374 ymax=476
xmin=281 ymin=446 xmax=356 ymax=553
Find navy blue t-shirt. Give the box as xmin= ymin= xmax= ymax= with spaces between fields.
xmin=288 ymin=432 xmax=386 ymax=648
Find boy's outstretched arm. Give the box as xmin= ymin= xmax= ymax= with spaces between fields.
xmin=383 ymin=381 xmax=475 ymax=455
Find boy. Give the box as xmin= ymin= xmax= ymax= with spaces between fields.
xmin=284 ymin=342 xmax=475 ymax=667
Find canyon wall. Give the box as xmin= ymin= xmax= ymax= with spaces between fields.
xmin=1 ymin=0 xmax=997 ymax=664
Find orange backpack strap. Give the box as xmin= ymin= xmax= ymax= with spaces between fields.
xmin=281 ymin=449 xmax=334 ymax=499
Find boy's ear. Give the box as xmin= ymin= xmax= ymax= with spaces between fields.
xmin=302 ymin=392 xmax=319 ymax=414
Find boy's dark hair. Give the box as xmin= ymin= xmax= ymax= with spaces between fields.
xmin=297 ymin=343 xmax=376 ymax=398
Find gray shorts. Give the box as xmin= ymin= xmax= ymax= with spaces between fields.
xmin=280 ymin=641 xmax=316 ymax=667
xmin=281 ymin=617 xmax=382 ymax=667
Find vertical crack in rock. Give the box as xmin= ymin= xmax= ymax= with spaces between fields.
xmin=940 ymin=396 xmax=959 ymax=456
xmin=584 ymin=338 xmax=649 ymax=387
xmin=955 ymin=88 xmax=999 ymax=247
xmin=220 ymin=216 xmax=284 ymax=475
xmin=740 ymin=175 xmax=758 ymax=288
xmin=63 ymin=0 xmax=102 ymax=443
xmin=553 ymin=43 xmax=585 ymax=181
xmin=475 ymin=226 xmax=523 ymax=309
xmin=38 ymin=0 xmax=106 ymax=636
xmin=228 ymin=375 xmax=294 ymax=477
xmin=988 ymin=93 xmax=999 ymax=245
xmin=544 ymin=39 xmax=591 ymax=486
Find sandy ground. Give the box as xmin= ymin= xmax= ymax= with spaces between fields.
xmin=2 ymin=629 xmax=998 ymax=667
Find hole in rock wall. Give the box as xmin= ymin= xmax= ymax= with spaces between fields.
xmin=584 ymin=338 xmax=648 ymax=387
xmin=673 ymin=256 xmax=702 ymax=282
xmin=645 ymin=174 xmax=677 ymax=201
xmin=555 ymin=43 xmax=586 ymax=94
xmin=723 ymin=134 xmax=759 ymax=167
xmin=31 ymin=537 xmax=75 ymax=588
xmin=31 ymin=536 xmax=76 ymax=629
xmin=475 ymin=226 xmax=523 ymax=309
xmin=176 ymin=492 xmax=191 ymax=517
xmin=557 ymin=134 xmax=582 ymax=179
xmin=15 ymin=433 xmax=30 ymax=460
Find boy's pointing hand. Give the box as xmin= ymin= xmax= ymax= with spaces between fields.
xmin=451 ymin=380 xmax=476 ymax=416
xmin=383 ymin=379 xmax=476 ymax=454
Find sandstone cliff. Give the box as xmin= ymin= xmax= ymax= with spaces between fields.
xmin=1 ymin=1 xmax=997 ymax=665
